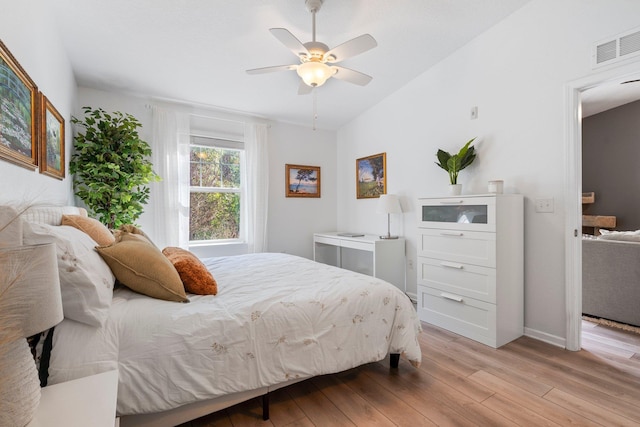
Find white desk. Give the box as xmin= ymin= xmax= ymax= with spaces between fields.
xmin=313 ymin=232 xmax=405 ymax=291
xmin=28 ymin=370 xmax=119 ymax=427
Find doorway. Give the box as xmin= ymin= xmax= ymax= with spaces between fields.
xmin=565 ymin=60 xmax=640 ymax=351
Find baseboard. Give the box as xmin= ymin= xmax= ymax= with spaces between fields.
xmin=524 ymin=327 xmax=566 ymax=349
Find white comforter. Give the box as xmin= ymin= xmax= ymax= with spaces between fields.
xmin=48 ymin=253 xmax=422 ymax=415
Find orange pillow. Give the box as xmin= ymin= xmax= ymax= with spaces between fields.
xmin=61 ymin=215 xmax=115 ymax=246
xmin=162 ymin=247 xmax=218 ymax=295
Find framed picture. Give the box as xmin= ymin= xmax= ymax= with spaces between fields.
xmin=39 ymin=93 xmax=65 ymax=179
xmin=356 ymin=152 xmax=386 ymax=199
xmin=286 ymin=164 xmax=321 ymax=198
xmin=0 ymin=40 xmax=38 ymax=169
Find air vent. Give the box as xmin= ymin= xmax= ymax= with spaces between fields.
xmin=594 ymin=27 xmax=640 ymax=67
xmin=596 ymin=40 xmax=617 ymax=64
xmin=620 ymin=31 xmax=640 ymax=56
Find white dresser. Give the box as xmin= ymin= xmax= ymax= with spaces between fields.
xmin=416 ymin=194 xmax=523 ymax=348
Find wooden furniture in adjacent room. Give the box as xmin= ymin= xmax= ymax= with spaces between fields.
xmin=416 ymin=194 xmax=524 ymax=348
xmin=582 ymin=192 xmax=616 ymax=235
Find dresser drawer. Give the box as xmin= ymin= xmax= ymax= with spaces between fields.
xmin=418 ymin=285 xmax=497 ymax=347
xmin=418 ymin=229 xmax=496 ymax=267
xmin=418 ymin=257 xmax=496 ymax=303
xmin=418 ymin=196 xmax=496 ymax=232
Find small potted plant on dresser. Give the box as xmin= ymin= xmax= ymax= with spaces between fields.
xmin=435 ymin=138 xmax=476 ymax=195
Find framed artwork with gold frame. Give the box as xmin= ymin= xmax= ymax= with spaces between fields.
xmin=39 ymin=93 xmax=65 ymax=179
xmin=0 ymin=40 xmax=38 ymax=170
xmin=356 ymin=152 xmax=386 ymax=199
xmin=286 ymin=164 xmax=321 ymax=198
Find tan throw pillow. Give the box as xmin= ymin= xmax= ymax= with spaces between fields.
xmin=162 ymin=247 xmax=218 ymax=295
xmin=61 ymin=215 xmax=115 ymax=246
xmin=117 ymin=231 xmax=155 ymax=246
xmin=97 ymin=240 xmax=189 ymax=302
xmin=112 ymin=224 xmax=156 ymax=247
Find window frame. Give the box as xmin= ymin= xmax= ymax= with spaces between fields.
xmin=189 ymin=135 xmax=245 ymax=244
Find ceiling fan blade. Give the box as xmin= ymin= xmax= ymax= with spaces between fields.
xmin=246 ymin=64 xmax=297 ymax=75
xmin=298 ymin=81 xmax=314 ymax=95
xmin=331 ymin=66 xmax=373 ymax=86
xmin=323 ymin=34 xmax=377 ymax=63
xmin=269 ymin=28 xmax=310 ymax=59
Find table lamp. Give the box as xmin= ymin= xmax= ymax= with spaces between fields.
xmin=0 ymin=243 xmax=63 ymax=427
xmin=377 ymin=194 xmax=402 ymax=239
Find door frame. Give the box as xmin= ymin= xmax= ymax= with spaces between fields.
xmin=564 ymin=60 xmax=640 ymax=351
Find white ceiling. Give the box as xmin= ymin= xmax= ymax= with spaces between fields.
xmin=52 ymin=0 xmax=640 ymax=129
xmin=581 ymin=77 xmax=640 ymax=117
xmin=52 ymin=0 xmax=534 ymax=130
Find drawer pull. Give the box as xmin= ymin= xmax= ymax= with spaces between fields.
xmin=440 ymin=231 xmax=464 ymax=237
xmin=441 ymin=262 xmax=464 ymax=269
xmin=439 ymin=200 xmax=464 ymax=205
xmin=441 ymin=293 xmax=464 ymax=303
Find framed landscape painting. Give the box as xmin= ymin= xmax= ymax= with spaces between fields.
xmin=39 ymin=93 xmax=65 ymax=179
xmin=0 ymin=40 xmax=38 ymax=169
xmin=356 ymin=152 xmax=386 ymax=199
xmin=286 ymin=164 xmax=321 ymax=198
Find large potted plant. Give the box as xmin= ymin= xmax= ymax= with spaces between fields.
xmin=435 ymin=138 xmax=477 ymax=195
xmin=69 ymin=107 xmax=160 ymax=229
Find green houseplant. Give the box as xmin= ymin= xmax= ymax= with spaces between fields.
xmin=435 ymin=137 xmax=477 ymax=185
xmin=69 ymin=107 xmax=160 ymax=229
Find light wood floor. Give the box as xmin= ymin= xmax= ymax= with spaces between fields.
xmin=184 ymin=320 xmax=640 ymax=426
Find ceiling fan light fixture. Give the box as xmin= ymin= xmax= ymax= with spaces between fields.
xmin=296 ymin=61 xmax=334 ymax=87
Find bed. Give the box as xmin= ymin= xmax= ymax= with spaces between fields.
xmin=0 ymin=205 xmax=422 ymax=426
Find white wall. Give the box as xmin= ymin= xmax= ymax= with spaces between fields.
xmin=267 ymin=122 xmax=337 ymax=259
xmin=76 ymin=87 xmax=337 ymax=258
xmin=337 ymin=0 xmax=640 ymax=343
xmin=0 ymin=0 xmax=77 ymax=205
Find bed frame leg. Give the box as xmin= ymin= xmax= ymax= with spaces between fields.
xmin=262 ymin=392 xmax=270 ymax=420
xmin=390 ymin=353 xmax=400 ymax=369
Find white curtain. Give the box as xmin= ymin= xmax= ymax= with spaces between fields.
xmin=243 ymin=123 xmax=269 ymax=253
xmin=150 ymin=107 xmax=191 ymax=249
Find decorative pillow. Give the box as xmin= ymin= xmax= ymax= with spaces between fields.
xmin=61 ymin=215 xmax=115 ymax=246
xmin=117 ymin=231 xmax=155 ymax=246
xmin=23 ymin=223 xmax=115 ymax=327
xmin=112 ymin=224 xmax=156 ymax=247
xmin=162 ymin=247 xmax=218 ymax=295
xmin=96 ymin=240 xmax=188 ymax=302
xmin=598 ymin=229 xmax=640 ymax=242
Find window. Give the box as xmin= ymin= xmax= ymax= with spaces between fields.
xmin=189 ymin=136 xmax=244 ymax=242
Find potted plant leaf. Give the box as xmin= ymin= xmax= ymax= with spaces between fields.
xmin=435 ymin=138 xmax=477 ymax=195
xmin=69 ymin=107 xmax=160 ymax=229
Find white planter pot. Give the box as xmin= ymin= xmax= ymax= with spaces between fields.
xmin=448 ymin=184 xmax=462 ymax=195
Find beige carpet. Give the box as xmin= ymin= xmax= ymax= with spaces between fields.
xmin=583 ymin=315 xmax=640 ymax=335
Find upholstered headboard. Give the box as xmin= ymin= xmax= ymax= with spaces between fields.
xmin=0 ymin=205 xmax=87 ymax=248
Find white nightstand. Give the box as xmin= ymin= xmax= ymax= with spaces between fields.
xmin=27 ymin=370 xmax=118 ymax=427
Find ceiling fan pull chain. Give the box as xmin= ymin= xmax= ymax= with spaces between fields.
xmin=312 ymin=90 xmax=318 ymax=131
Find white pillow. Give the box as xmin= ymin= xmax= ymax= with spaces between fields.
xmin=597 ymin=229 xmax=640 ymax=242
xmin=23 ymin=223 xmax=115 ymax=327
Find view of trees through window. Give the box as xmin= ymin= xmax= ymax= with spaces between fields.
xmin=190 ymin=144 xmax=241 ymax=241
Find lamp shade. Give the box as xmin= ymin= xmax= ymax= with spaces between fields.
xmin=0 ymin=243 xmax=63 ymax=427
xmin=0 ymin=243 xmax=63 ymax=343
xmin=377 ymin=194 xmax=402 ymax=215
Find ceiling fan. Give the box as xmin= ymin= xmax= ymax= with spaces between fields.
xmin=246 ymin=0 xmax=377 ymax=95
